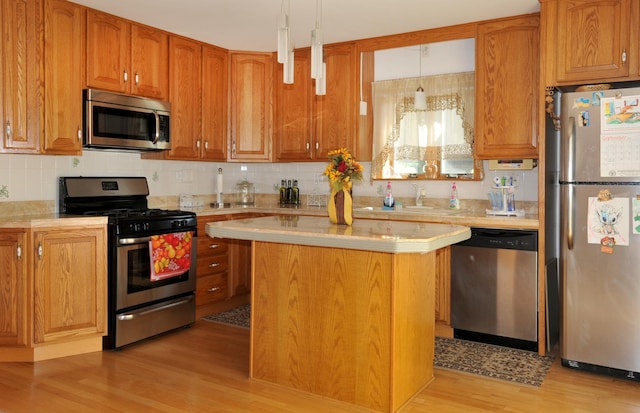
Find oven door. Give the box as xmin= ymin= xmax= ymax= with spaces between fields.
xmin=116 ymin=232 xmax=196 ymax=310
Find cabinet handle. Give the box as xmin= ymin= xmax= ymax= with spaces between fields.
xmin=208 ymin=244 xmax=219 ymax=249
xmin=16 ymin=243 xmax=22 ymax=260
xmin=77 ymin=127 xmax=82 ymax=140
xmin=196 ymin=140 xmax=201 ymax=149
xmin=37 ymin=243 xmax=43 ymax=259
xmin=135 ymin=72 xmax=139 ymax=86
xmin=209 ymin=263 xmax=220 ymax=268
xmin=315 ymin=141 xmax=319 ymax=151
xmin=204 ymin=141 xmax=209 ymax=150
xmin=123 ymin=70 xmax=128 ymax=82
xmin=207 ymin=287 xmax=220 ymax=292
xmin=622 ymin=48 xmax=627 ymax=65
xmin=5 ymin=121 xmax=11 ymax=140
xmin=306 ymin=142 xmax=310 ymax=151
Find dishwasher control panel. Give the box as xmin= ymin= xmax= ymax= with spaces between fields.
xmin=456 ymin=228 xmax=538 ymax=251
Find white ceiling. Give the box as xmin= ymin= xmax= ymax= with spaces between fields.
xmin=70 ymin=0 xmax=540 ymax=52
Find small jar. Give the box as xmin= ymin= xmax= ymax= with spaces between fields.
xmin=235 ymin=180 xmax=255 ymax=207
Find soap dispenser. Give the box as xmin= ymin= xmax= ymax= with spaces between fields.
xmin=449 ymin=182 xmax=460 ymax=210
xmin=383 ymin=181 xmax=395 ymax=210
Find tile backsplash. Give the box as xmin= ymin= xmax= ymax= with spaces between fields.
xmin=0 ymin=151 xmax=539 ymax=211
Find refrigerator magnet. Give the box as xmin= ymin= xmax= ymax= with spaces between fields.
xmin=587 ymin=196 xmax=630 ymax=247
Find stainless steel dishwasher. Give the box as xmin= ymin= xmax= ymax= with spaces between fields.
xmin=451 ymin=228 xmax=538 ymax=350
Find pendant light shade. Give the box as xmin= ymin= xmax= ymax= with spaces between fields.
xmin=414 ymin=86 xmax=427 ymax=110
xmin=414 ymin=44 xmax=427 ymax=110
xmin=315 ymin=62 xmax=326 ymax=95
xmin=284 ymin=49 xmax=295 ymax=84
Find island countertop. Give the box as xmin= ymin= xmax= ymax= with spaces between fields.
xmin=206 ymin=215 xmax=470 ymax=253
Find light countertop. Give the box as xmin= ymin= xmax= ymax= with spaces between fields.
xmin=0 ymin=214 xmax=108 ymax=228
xmin=206 ymin=215 xmax=471 ymax=254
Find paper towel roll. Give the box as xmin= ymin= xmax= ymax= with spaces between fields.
xmin=217 ymin=168 xmax=223 ymax=204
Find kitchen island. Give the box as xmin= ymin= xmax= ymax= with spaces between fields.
xmin=206 ymin=216 xmax=470 ymax=413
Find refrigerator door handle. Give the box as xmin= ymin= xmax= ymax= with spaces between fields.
xmin=562 ymin=116 xmax=576 ymax=182
xmin=567 ymin=184 xmax=574 ymax=250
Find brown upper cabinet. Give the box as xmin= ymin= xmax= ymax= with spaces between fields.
xmin=43 ymin=0 xmax=85 ymax=155
xmin=474 ymin=15 xmax=540 ymax=160
xmin=273 ymin=43 xmax=358 ymax=162
xmin=1 ymin=0 xmax=42 ymax=154
xmin=541 ymin=0 xmax=639 ymax=85
xmin=86 ymin=10 xmax=169 ymax=99
xmin=229 ymin=52 xmax=273 ymax=162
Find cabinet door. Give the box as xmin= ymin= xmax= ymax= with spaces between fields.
xmin=201 ymin=44 xmax=228 ymax=160
xmin=33 ymin=227 xmax=106 ymax=344
xmin=166 ymin=36 xmax=202 ymax=160
xmin=1 ymin=0 xmax=41 ymax=153
xmin=86 ymin=9 xmax=129 ymax=94
xmin=315 ymin=43 xmax=357 ymax=159
xmin=130 ymin=23 xmax=168 ymax=99
xmin=475 ymin=16 xmax=539 ymax=159
xmin=43 ymin=0 xmax=84 ymax=155
xmin=557 ymin=0 xmax=631 ymax=82
xmin=229 ymin=52 xmax=273 ymax=161
xmin=274 ymin=48 xmax=315 ymax=161
xmin=0 ymin=230 xmax=28 ymax=347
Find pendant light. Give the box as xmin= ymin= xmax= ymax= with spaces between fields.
xmin=277 ymin=0 xmax=290 ymax=64
xmin=284 ymin=47 xmax=295 ymax=84
xmin=310 ymin=0 xmax=323 ymax=80
xmin=414 ymin=45 xmax=427 ymax=110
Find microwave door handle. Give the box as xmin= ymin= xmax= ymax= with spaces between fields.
xmin=153 ymin=111 xmax=160 ymax=144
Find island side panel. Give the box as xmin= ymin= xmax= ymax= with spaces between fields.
xmin=391 ymin=250 xmax=436 ymax=412
xmin=250 ymin=241 xmax=393 ymax=412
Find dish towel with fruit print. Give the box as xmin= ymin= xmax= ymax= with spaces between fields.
xmin=149 ymin=231 xmax=193 ymax=281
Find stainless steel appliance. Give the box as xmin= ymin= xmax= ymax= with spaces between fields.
xmin=83 ymin=89 xmax=171 ymax=151
xmin=59 ymin=177 xmax=196 ymax=349
xmin=551 ymin=85 xmax=640 ymax=380
xmin=451 ymin=228 xmax=538 ymax=351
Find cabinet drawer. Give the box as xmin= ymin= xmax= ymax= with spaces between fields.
xmin=197 ymin=236 xmax=228 ymax=258
xmin=197 ymin=253 xmax=229 ymax=277
xmin=196 ymin=273 xmax=228 ymax=305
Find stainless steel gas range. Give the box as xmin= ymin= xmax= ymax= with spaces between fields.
xmin=59 ymin=176 xmax=197 ymax=349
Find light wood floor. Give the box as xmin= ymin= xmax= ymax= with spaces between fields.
xmin=1 ymin=321 xmax=639 ymax=413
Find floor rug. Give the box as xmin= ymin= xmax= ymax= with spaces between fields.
xmin=202 ymin=304 xmax=250 ymax=328
xmin=202 ymin=305 xmax=553 ymax=386
xmin=434 ymin=336 xmax=554 ymax=386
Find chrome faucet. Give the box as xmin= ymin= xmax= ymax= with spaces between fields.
xmin=413 ymin=184 xmax=426 ymax=206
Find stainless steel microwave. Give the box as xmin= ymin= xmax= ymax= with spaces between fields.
xmin=83 ymin=89 xmax=171 ymax=151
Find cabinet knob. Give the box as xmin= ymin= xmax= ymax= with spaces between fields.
xmin=315 ymin=141 xmax=319 ymax=151
xmin=622 ymin=48 xmax=627 ymax=64
xmin=208 ymin=244 xmax=219 ymax=249
xmin=5 ymin=121 xmax=11 ymax=140
xmin=37 ymin=243 xmax=43 ymax=259
xmin=123 ymin=70 xmax=128 ymax=82
xmin=209 ymin=263 xmax=220 ymax=268
xmin=135 ymin=72 xmax=139 ymax=85
xmin=77 ymin=127 xmax=82 ymax=140
xmin=306 ymin=142 xmax=310 ymax=151
xmin=196 ymin=140 xmax=201 ymax=149
xmin=207 ymin=287 xmax=220 ymax=292
xmin=204 ymin=141 xmax=209 ymax=150
xmin=16 ymin=243 xmax=22 ymax=260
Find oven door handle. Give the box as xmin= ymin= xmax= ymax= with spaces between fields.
xmin=118 ymin=236 xmax=152 ymax=245
xmin=117 ymin=296 xmax=194 ymax=321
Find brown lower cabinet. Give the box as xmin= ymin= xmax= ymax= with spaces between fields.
xmin=0 ymin=224 xmax=107 ymax=362
xmin=196 ymin=214 xmax=452 ymax=330
xmin=195 ymin=213 xmax=270 ymax=318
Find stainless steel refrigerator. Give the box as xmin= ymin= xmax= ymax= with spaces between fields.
xmin=556 ymin=85 xmax=640 ymax=380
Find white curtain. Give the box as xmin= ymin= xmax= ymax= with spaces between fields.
xmin=371 ymin=72 xmax=475 ymax=179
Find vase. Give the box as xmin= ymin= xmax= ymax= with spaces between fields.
xmin=328 ymin=188 xmax=353 ymax=225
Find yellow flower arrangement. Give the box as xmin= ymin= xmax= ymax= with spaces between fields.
xmin=323 ymin=148 xmax=364 ymax=192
